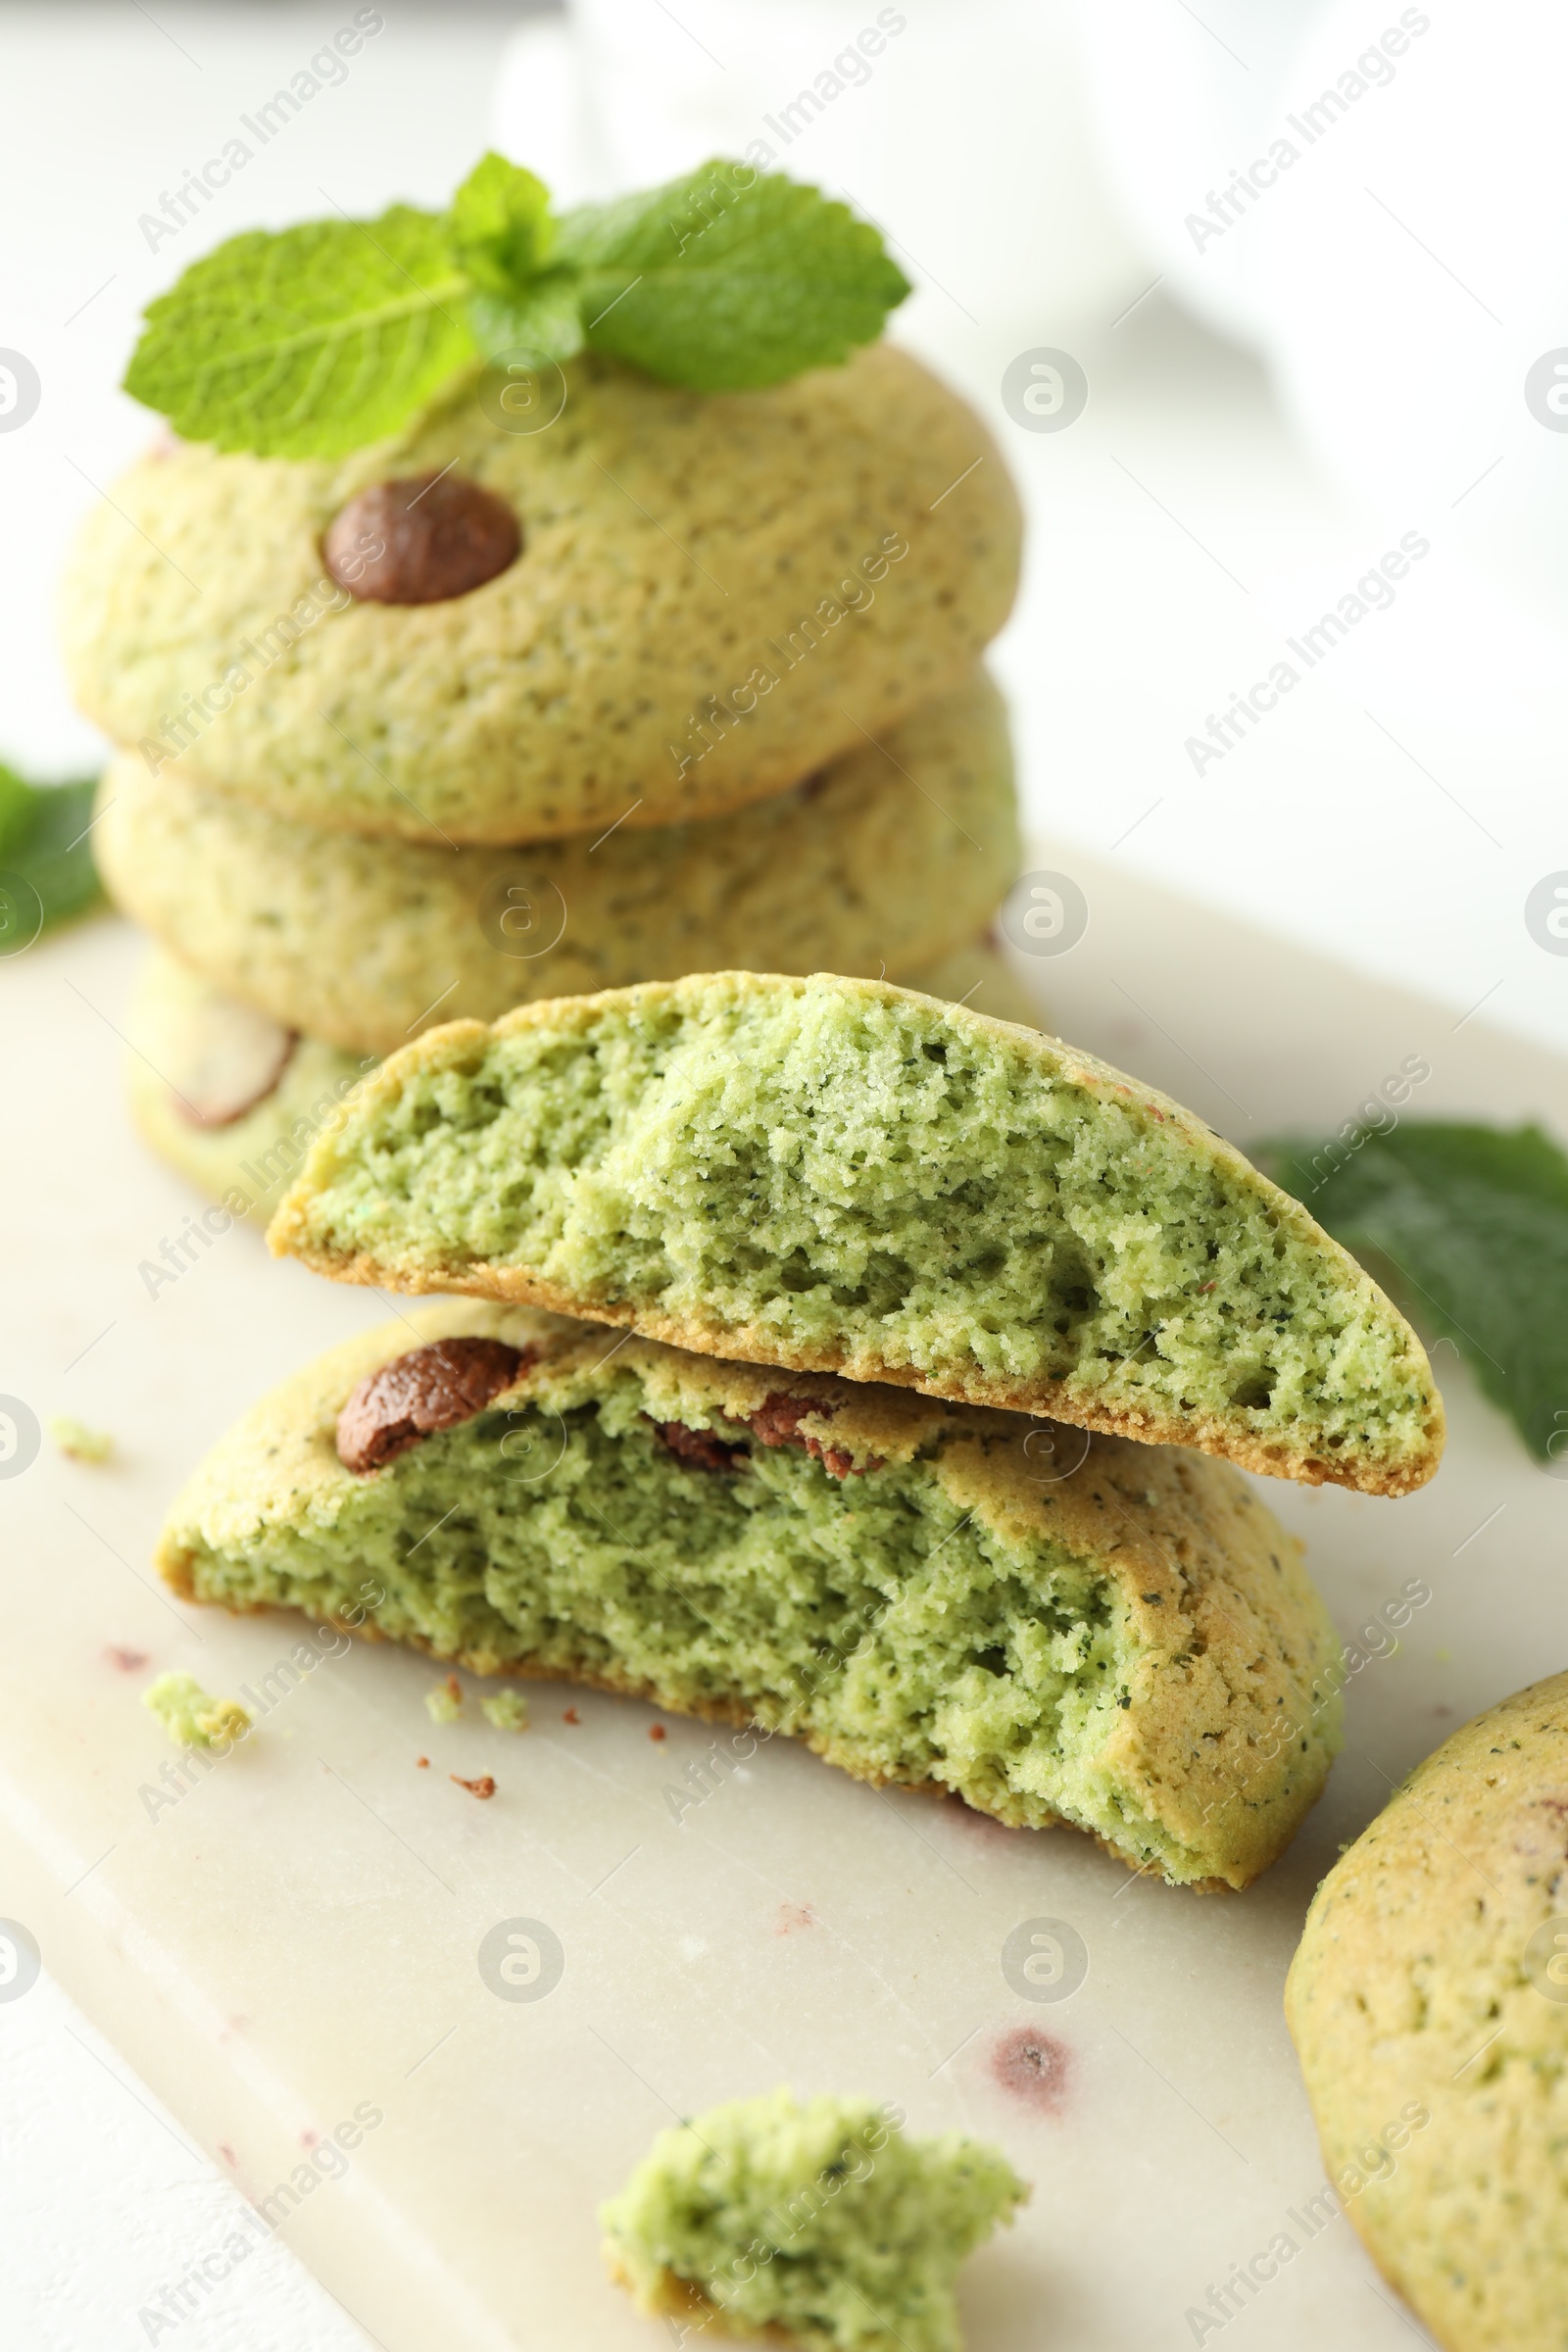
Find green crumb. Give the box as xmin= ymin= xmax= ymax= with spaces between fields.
xmin=424 ymin=1674 xmax=464 ymax=1724
xmin=480 ymin=1690 xmax=529 ymax=1733
xmin=48 ymin=1415 xmax=113 ymax=1462
xmin=143 ymin=1670 xmax=251 ymax=1749
xmin=601 ymin=2086 xmax=1026 ymax=2352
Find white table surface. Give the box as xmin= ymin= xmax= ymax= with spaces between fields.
xmin=2 ymin=7 xmax=1565 ymax=2348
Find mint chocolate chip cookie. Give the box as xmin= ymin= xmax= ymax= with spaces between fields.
xmin=157 ymin=1300 xmax=1344 ymax=1888
xmin=270 ymin=972 xmax=1444 ymax=1494
xmin=95 ymin=675 xmax=1019 ymax=1055
xmin=1287 ymin=1672 xmax=1568 ymax=2352
xmin=63 ymin=345 xmax=1019 ymax=845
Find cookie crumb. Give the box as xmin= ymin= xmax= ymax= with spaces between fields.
xmin=563 ymin=1707 xmax=580 ymax=1724
xmin=424 ymin=1674 xmax=464 ymax=1724
xmin=416 ymin=1755 xmax=429 ymax=1768
xmin=451 ymin=1773 xmax=496 ymax=1799
xmin=480 ymin=1690 xmax=530 ymax=1733
xmin=106 ymin=1646 xmax=148 ymax=1673
xmin=649 ymin=1723 xmax=666 ymax=1741
xmin=49 ymin=1415 xmax=113 ymax=1463
xmin=144 ymin=1670 xmax=251 ymax=1750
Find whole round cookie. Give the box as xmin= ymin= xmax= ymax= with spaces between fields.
xmin=1286 ymin=1673 xmax=1568 ymax=2350
xmin=95 ymin=674 xmax=1019 ymax=1056
xmin=63 ymin=344 xmax=1020 ymax=844
xmin=124 ymin=941 xmax=1040 ymax=1221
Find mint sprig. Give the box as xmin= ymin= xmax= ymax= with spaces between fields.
xmin=122 ymin=155 xmax=910 ymax=460
xmin=1259 ymin=1120 xmax=1568 ymax=1463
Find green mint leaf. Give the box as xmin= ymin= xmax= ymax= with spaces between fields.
xmin=448 ymin=152 xmax=558 ymax=295
xmin=0 ymin=764 xmax=103 ymax=943
xmin=123 ymin=209 xmax=476 ymax=459
xmin=556 ymin=161 xmax=910 ymax=390
xmin=1258 ymin=1120 xmax=1568 ymax=1461
xmin=468 ymin=274 xmax=586 ymax=368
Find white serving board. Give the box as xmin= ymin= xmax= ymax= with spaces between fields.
xmin=3 ymin=855 xmax=1561 ymax=2352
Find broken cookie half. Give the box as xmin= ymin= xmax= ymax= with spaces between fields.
xmin=268 ymin=972 xmax=1444 ymax=1495
xmin=156 ymin=1301 xmax=1344 ymax=1890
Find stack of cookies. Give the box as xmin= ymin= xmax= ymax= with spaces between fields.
xmin=62 ymin=343 xmax=1030 ymax=1224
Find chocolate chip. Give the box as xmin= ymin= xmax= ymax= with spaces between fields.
xmin=336 ymin=1338 xmax=533 ymax=1474
xmin=648 ymin=1418 xmax=745 ymax=1474
xmin=748 ymin=1393 xmax=881 ymax=1480
xmin=747 ymin=1393 xmax=818 ymax=1450
xmin=168 ymin=995 xmax=297 ymax=1129
xmin=323 ymin=472 xmax=520 ymax=606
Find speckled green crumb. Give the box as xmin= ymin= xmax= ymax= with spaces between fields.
xmin=601 ymin=2087 xmax=1026 ymax=2352
xmin=270 ymin=973 xmax=1444 ymax=1494
xmin=94 ymin=674 xmax=1019 ymax=1055
xmin=143 ymin=1670 xmax=250 ymax=1749
xmin=480 ymin=1689 xmax=529 ymax=1733
xmin=63 ymin=345 xmax=1020 ymax=844
xmin=1286 ymin=1671 xmax=1568 ymax=2352
xmin=423 ymin=1677 xmax=463 ymax=1724
xmin=156 ymin=1301 xmax=1345 ymax=1888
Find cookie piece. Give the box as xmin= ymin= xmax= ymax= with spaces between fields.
xmin=157 ymin=1299 xmax=1343 ymax=1888
xmin=1286 ymin=1674 xmax=1568 ymax=2352
xmin=601 ymin=2087 xmax=1026 ymax=2352
xmin=122 ymin=945 xmax=1039 ymax=1219
xmin=94 ymin=675 xmax=1019 ymax=1055
xmin=270 ymin=972 xmax=1445 ymax=1494
xmin=123 ymin=950 xmax=368 ymax=1224
xmin=62 ymin=345 xmax=1020 ymax=844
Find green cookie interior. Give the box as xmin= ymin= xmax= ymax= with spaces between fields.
xmin=159 ymin=1304 xmax=1345 ymax=1889
xmin=600 ymin=2086 xmax=1026 ymax=2352
xmin=271 ymin=974 xmax=1443 ymax=1494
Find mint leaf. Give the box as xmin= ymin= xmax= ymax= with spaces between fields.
xmin=448 ymin=153 xmax=557 ymax=294
xmin=123 ymin=208 xmax=476 ymax=459
xmin=468 ymin=274 xmax=586 ymax=367
xmin=557 ymin=161 xmax=910 ymax=390
xmin=0 ymin=764 xmax=103 ymax=943
xmin=1258 ymin=1121 xmax=1568 ymax=1461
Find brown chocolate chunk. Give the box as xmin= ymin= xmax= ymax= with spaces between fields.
xmin=747 ymin=1393 xmax=816 ymax=1449
xmin=336 ymin=1338 xmax=532 ymax=1474
xmin=323 ymin=472 xmax=520 ymax=606
xmin=648 ymin=1418 xmax=745 ymax=1474
xmin=168 ymin=994 xmax=297 ymax=1130
xmin=748 ymin=1393 xmax=881 ymax=1481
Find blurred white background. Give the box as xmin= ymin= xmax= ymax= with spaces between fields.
xmin=2 ymin=2 xmax=1565 ymax=2343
